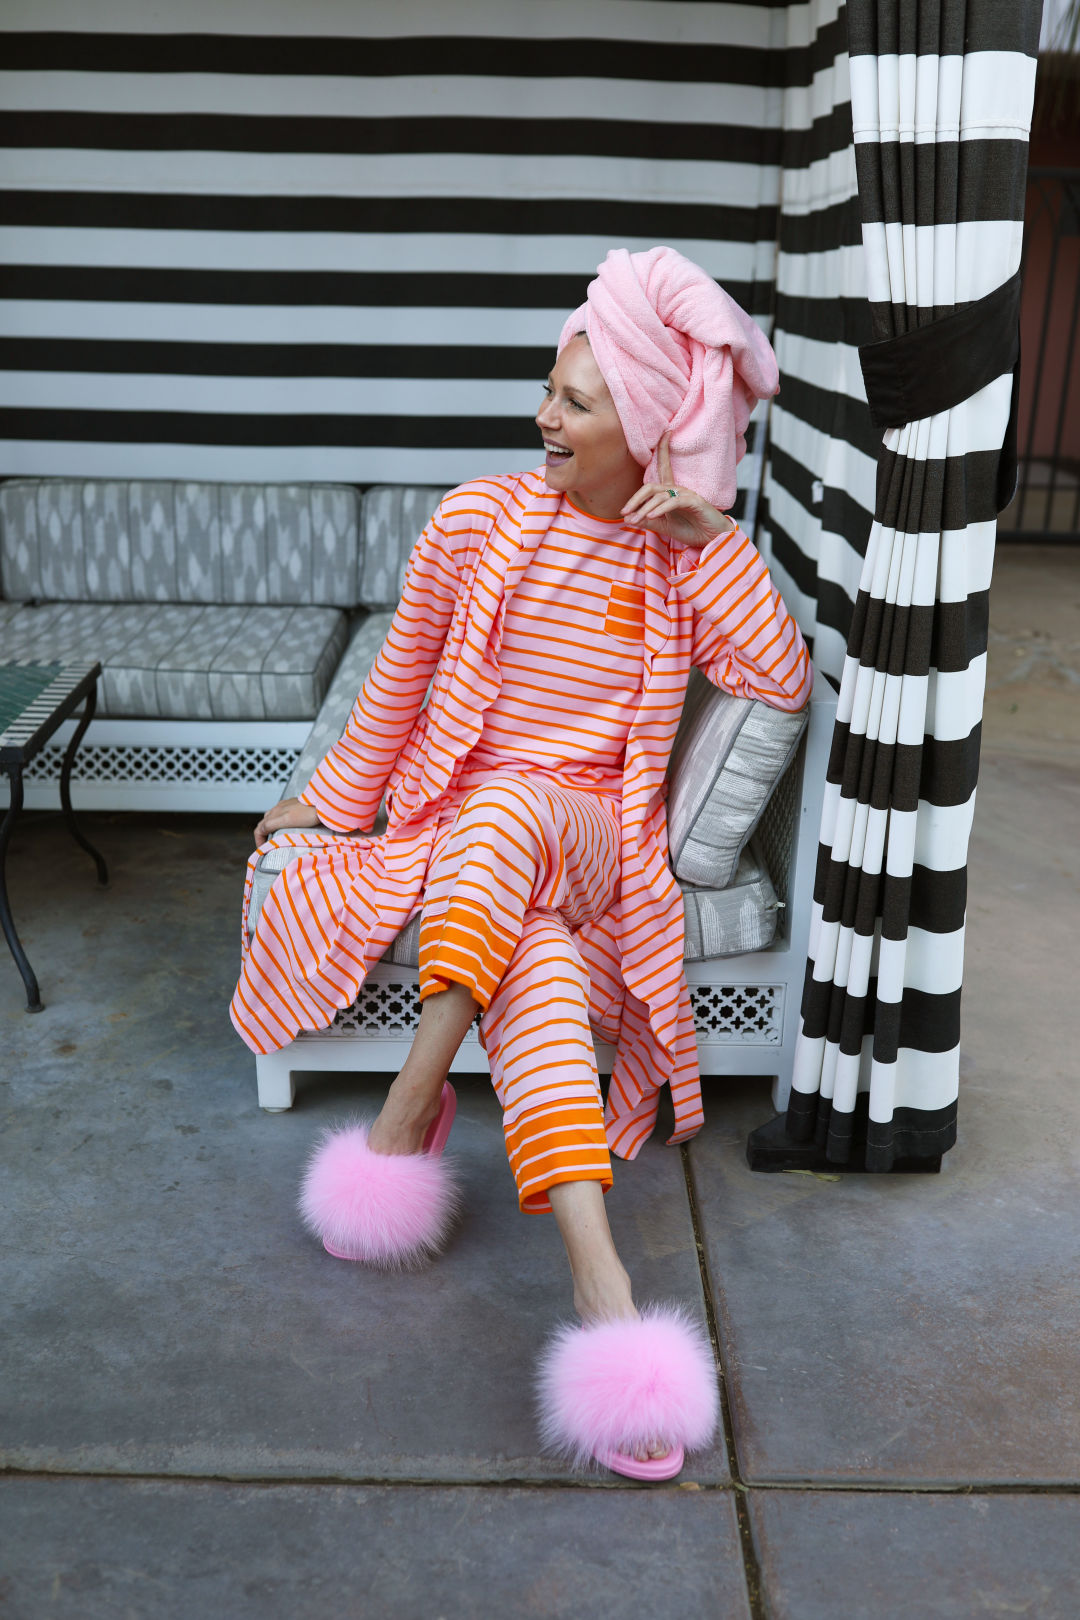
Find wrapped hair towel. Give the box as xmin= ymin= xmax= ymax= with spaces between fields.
xmin=558 ymin=246 xmax=779 ymax=512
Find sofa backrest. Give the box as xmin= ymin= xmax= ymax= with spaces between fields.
xmin=0 ymin=479 xmax=362 ymax=608
xmin=358 ymin=484 xmax=449 ymax=609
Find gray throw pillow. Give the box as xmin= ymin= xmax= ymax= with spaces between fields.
xmin=667 ymin=668 xmax=809 ymax=889
xmin=358 ymin=485 xmax=449 ymax=609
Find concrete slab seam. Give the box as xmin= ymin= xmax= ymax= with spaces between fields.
xmin=680 ymin=1143 xmax=767 ymax=1620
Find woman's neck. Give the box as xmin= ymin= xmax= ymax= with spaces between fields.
xmin=566 ymin=468 xmax=645 ymax=523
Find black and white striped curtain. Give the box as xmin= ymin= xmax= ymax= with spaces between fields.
xmin=785 ymin=0 xmax=1040 ymax=1167
xmin=758 ymin=0 xmax=876 ymax=688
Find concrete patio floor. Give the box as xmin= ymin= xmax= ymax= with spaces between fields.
xmin=2 ymin=544 xmax=1078 ymax=1618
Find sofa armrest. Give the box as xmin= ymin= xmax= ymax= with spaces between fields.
xmin=284 ymin=609 xmax=395 ymax=799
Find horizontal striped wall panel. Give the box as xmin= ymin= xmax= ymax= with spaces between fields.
xmin=0 ymin=0 xmax=789 ymax=488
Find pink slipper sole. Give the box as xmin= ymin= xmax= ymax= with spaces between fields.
xmin=298 ymin=1083 xmax=459 ymax=1268
xmin=595 ymin=1443 xmax=686 ymax=1482
xmin=536 ymin=1305 xmax=719 ymax=1478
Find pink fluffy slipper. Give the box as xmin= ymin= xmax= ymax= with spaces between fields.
xmin=297 ymin=1083 xmax=459 ymax=1268
xmin=536 ymin=1305 xmax=719 ymax=1480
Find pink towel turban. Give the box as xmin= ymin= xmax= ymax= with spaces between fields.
xmin=558 ymin=246 xmax=779 ymax=512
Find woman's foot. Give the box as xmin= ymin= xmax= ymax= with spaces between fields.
xmin=366 ymin=981 xmax=477 ymax=1155
xmin=367 ymin=1073 xmax=443 ymax=1156
xmin=570 ymin=1255 xmax=635 ymax=1326
xmin=550 ymin=1185 xmax=672 ymax=1464
xmin=573 ymin=1275 xmax=671 ymax=1464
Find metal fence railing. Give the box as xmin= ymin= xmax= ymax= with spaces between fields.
xmin=999 ymin=167 xmax=1080 ymax=543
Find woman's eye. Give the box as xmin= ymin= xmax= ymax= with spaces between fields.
xmin=540 ymin=383 xmax=553 ymax=397
xmin=569 ymin=398 xmax=587 ymax=412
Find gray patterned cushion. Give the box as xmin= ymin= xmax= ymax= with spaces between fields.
xmin=680 ymin=841 xmax=780 ymax=960
xmin=0 ymin=480 xmax=362 ymax=607
xmin=667 ymin=668 xmax=809 ymax=889
xmin=0 ymin=600 xmax=347 ymax=720
xmin=359 ymin=485 xmax=449 ymax=608
xmin=247 ymin=838 xmax=778 ymax=962
xmin=285 ymin=610 xmax=395 ymax=797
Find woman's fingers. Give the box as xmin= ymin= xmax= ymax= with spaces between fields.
xmin=624 ymin=478 xmax=736 ymax=547
xmin=639 ymin=500 xmax=685 ymax=531
xmin=261 ymin=799 xmax=291 ymax=832
xmin=629 ymin=488 xmax=679 ymax=520
xmin=252 ymin=796 xmax=319 ymax=847
xmin=623 ymin=482 xmax=699 ymax=529
xmin=622 ymin=481 xmax=683 ymax=517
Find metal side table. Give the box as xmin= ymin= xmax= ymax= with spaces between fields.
xmin=0 ymin=659 xmax=109 ymax=1011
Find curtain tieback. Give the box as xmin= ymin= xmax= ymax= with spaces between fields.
xmin=858 ymin=268 xmax=1022 ymax=513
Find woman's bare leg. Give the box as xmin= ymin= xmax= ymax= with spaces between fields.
xmin=367 ymin=982 xmax=477 ymax=1155
xmin=548 ymin=1179 xmax=668 ymax=1460
xmin=548 ymin=1180 xmax=634 ymax=1322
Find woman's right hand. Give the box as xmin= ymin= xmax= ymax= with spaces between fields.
xmin=254 ymin=796 xmax=322 ymax=848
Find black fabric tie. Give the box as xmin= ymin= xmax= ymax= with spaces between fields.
xmin=858 ymin=268 xmax=1022 ymax=513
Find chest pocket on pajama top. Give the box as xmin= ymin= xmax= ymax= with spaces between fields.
xmin=603 ymin=582 xmax=646 ymax=643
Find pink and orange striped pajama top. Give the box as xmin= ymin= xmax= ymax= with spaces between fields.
xmin=231 ymin=469 xmax=810 ymax=1211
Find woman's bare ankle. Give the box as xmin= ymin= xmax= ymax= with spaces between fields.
xmin=365 ymin=983 xmax=473 ymax=1156
xmin=571 ymin=1258 xmax=637 ymax=1326
xmin=367 ymin=1072 xmax=443 ymax=1155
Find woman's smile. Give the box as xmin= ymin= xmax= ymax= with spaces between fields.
xmin=543 ymin=437 xmax=573 ymax=467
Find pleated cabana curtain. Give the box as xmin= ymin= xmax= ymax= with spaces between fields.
xmin=784 ymin=0 xmax=1041 ymax=1168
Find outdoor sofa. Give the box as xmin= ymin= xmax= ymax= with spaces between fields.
xmin=0 ymin=477 xmax=836 ymax=1114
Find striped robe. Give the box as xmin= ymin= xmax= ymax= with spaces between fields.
xmin=232 ymin=467 xmax=810 ymax=1159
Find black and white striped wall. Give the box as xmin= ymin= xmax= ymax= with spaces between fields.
xmin=0 ymin=0 xmax=883 ymax=686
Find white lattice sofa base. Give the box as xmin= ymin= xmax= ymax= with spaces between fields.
xmin=10 ymin=717 xmax=306 ymax=812
xmin=255 ymin=961 xmax=792 ymax=1113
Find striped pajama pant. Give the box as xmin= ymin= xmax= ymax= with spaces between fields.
xmin=420 ymin=775 xmax=622 ymax=1213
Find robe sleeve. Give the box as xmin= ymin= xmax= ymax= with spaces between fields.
xmin=299 ymin=510 xmax=463 ymax=831
xmin=669 ymin=523 xmax=812 ymax=712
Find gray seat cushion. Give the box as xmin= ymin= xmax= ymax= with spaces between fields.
xmin=667 ymin=668 xmax=809 ymax=889
xmin=0 ymin=599 xmax=348 ymax=721
xmin=680 ymin=841 xmax=780 ymax=960
xmin=247 ymin=836 xmax=779 ymax=964
xmin=0 ymin=479 xmax=362 ymax=608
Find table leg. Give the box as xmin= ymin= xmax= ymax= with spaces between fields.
xmin=59 ymin=679 xmax=108 ymax=886
xmin=0 ymin=766 xmax=43 ymax=1012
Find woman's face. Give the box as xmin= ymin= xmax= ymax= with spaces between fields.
xmin=536 ymin=335 xmax=644 ymax=519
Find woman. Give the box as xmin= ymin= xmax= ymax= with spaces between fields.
xmin=231 ymin=246 xmax=811 ymax=1481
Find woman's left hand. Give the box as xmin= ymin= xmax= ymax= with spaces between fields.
xmin=621 ymin=432 xmax=737 ymax=549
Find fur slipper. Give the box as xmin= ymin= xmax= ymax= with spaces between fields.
xmin=536 ymin=1304 xmax=719 ymax=1477
xmin=298 ymin=1096 xmax=459 ymax=1268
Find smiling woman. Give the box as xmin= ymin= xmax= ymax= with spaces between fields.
xmin=231 ymin=245 xmax=810 ymax=1483
xmin=537 ymin=334 xmax=645 ymax=520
